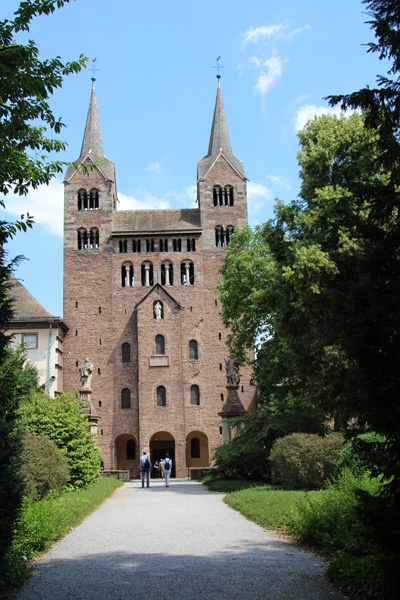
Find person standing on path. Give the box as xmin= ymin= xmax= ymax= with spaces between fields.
xmin=139 ymin=450 xmax=151 ymax=488
xmin=163 ymin=453 xmax=172 ymax=487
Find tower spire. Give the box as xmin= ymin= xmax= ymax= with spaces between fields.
xmin=80 ymin=79 xmax=104 ymax=158
xmin=197 ymin=74 xmax=245 ymax=181
xmin=207 ymin=83 xmax=233 ymax=157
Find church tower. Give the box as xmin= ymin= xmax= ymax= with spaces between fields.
xmin=62 ymin=76 xmax=255 ymax=477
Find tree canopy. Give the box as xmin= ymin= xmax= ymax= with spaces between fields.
xmin=0 ymin=2 xmax=86 ymax=591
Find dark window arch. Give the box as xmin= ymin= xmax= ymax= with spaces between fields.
xmin=181 ymin=261 xmax=195 ymax=285
xmin=159 ymin=239 xmax=168 ymax=252
xmin=126 ymin=439 xmax=135 ymax=460
xmin=89 ymin=188 xmax=99 ymax=209
xmin=215 ymin=226 xmax=224 ymax=248
xmin=119 ymin=239 xmax=127 ymax=253
xmin=146 ymin=239 xmax=154 ymax=252
xmin=157 ymin=386 xmax=166 ymax=407
xmin=161 ymin=262 xmax=173 ymax=286
xmin=141 ymin=262 xmax=154 ymax=286
xmin=122 ymin=343 xmax=131 ymax=364
xmin=121 ymin=263 xmax=134 ymax=287
xmin=77 ymin=228 xmax=88 ymax=250
xmin=189 ymin=339 xmax=198 ymax=360
xmin=190 ymin=385 xmax=200 ymax=406
xmin=155 ymin=335 xmax=165 ymax=355
xmin=191 ymin=437 xmax=200 ymax=458
xmin=225 ymin=185 xmax=234 ymax=206
xmin=226 ymin=226 xmax=235 ymax=245
xmin=213 ymin=185 xmax=223 ymax=206
xmin=121 ymin=388 xmax=131 ymax=409
xmin=132 ymin=239 xmax=141 ymax=253
xmin=89 ymin=228 xmax=99 ymax=249
xmin=77 ymin=189 xmax=88 ymax=211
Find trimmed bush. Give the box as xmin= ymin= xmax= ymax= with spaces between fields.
xmin=269 ymin=432 xmax=345 ymax=489
xmin=19 ymin=392 xmax=101 ymax=489
xmin=21 ymin=432 xmax=70 ymax=500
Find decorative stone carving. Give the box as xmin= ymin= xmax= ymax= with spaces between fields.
xmin=79 ymin=357 xmax=94 ymax=391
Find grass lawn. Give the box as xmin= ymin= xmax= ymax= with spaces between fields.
xmin=225 ymin=486 xmax=317 ymax=531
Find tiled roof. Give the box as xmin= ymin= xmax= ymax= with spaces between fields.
xmin=7 ymin=275 xmax=59 ymax=322
xmin=113 ymin=208 xmax=201 ymax=235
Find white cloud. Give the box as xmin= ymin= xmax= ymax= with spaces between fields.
xmin=117 ymin=191 xmax=171 ymax=211
xmin=287 ymin=25 xmax=311 ymax=38
xmin=247 ymin=181 xmax=273 ymax=214
xmin=253 ymin=56 xmax=283 ymax=104
xmin=266 ymin=175 xmax=291 ymax=189
xmin=2 ymin=177 xmax=64 ymax=237
xmin=295 ymin=104 xmax=344 ymax=131
xmin=147 ymin=162 xmax=161 ymax=174
xmin=240 ymin=21 xmax=311 ymax=110
xmin=242 ymin=24 xmax=286 ymax=46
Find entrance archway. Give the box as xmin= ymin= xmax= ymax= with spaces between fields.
xmin=115 ymin=434 xmax=137 ymax=476
xmin=150 ymin=431 xmax=175 ymax=477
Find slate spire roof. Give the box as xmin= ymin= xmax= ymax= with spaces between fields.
xmin=64 ymin=79 xmax=115 ymax=182
xmin=80 ymin=79 xmax=104 ymax=158
xmin=198 ymin=77 xmax=246 ymax=181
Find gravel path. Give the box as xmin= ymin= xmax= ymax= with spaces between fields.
xmin=17 ymin=480 xmax=346 ymax=600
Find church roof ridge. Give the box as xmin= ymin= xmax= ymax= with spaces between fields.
xmin=113 ymin=207 xmax=201 ymax=234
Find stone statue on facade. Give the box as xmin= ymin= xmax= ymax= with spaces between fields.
xmin=225 ymin=356 xmax=240 ymax=387
xmin=154 ymin=301 xmax=162 ymax=320
xmin=79 ymin=357 xmax=94 ymax=391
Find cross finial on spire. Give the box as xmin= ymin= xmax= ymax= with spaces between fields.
xmin=90 ymin=58 xmax=100 ymax=84
xmin=213 ymin=56 xmax=224 ymax=86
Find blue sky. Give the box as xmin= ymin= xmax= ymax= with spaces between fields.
xmin=2 ymin=0 xmax=385 ymax=317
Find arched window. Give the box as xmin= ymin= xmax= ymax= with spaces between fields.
xmin=121 ymin=388 xmax=131 ymax=409
xmin=190 ymin=385 xmax=200 ymax=406
xmin=155 ymin=335 xmax=165 ymax=355
xmin=215 ymin=226 xmax=224 ymax=248
xmin=213 ymin=185 xmax=222 ymax=206
xmin=189 ymin=339 xmax=198 ymax=360
xmin=122 ymin=343 xmax=131 ymax=364
xmin=181 ymin=261 xmax=194 ymax=285
xmin=132 ymin=239 xmax=141 ymax=253
xmin=77 ymin=189 xmax=88 ymax=211
xmin=121 ymin=264 xmax=134 ymax=287
xmin=89 ymin=228 xmax=99 ymax=249
xmin=157 ymin=386 xmax=166 ymax=407
xmin=89 ymin=188 xmax=99 ymax=209
xmin=126 ymin=439 xmax=135 ymax=460
xmin=225 ymin=185 xmax=234 ymax=206
xmin=161 ymin=261 xmax=173 ymax=286
xmin=141 ymin=262 xmax=153 ymax=286
xmin=77 ymin=228 xmax=88 ymax=250
xmin=226 ymin=226 xmax=235 ymax=245
xmin=191 ymin=437 xmax=200 ymax=459
xmin=159 ymin=239 xmax=168 ymax=252
xmin=119 ymin=240 xmax=127 ymax=253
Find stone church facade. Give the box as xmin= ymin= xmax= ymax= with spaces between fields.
xmin=63 ymin=78 xmax=255 ymax=477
